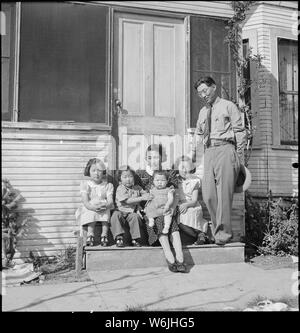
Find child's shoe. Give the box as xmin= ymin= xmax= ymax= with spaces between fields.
xmin=116 ymin=236 xmax=124 ymax=247
xmin=100 ymin=236 xmax=108 ymax=247
xmin=194 ymin=232 xmax=207 ymax=245
xmin=86 ymin=236 xmax=94 ymax=247
xmin=131 ymin=239 xmax=141 ymax=247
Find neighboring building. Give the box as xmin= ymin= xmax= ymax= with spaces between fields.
xmin=1 ymin=1 xmax=298 ymax=259
xmin=242 ymin=1 xmax=298 ymax=197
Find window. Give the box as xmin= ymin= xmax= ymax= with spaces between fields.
xmin=4 ymin=2 xmax=110 ymax=124
xmin=278 ymin=38 xmax=298 ymax=145
xmin=190 ymin=16 xmax=236 ymax=127
xmin=1 ymin=3 xmax=15 ymax=121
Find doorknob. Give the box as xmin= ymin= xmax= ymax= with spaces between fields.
xmin=114 ymin=99 xmax=128 ymax=116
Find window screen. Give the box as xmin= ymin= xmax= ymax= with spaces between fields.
xmin=19 ymin=2 xmax=109 ymax=123
xmin=190 ymin=16 xmax=236 ymax=127
xmin=278 ymin=38 xmax=298 ymax=145
xmin=1 ymin=3 xmax=14 ymax=121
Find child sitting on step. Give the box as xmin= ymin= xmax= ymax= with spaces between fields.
xmin=110 ymin=165 xmax=152 ymax=247
xmin=75 ymin=158 xmax=114 ymax=247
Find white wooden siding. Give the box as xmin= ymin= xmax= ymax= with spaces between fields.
xmin=242 ymin=2 xmax=298 ymax=197
xmin=95 ymin=1 xmax=234 ymax=17
xmin=2 ymin=130 xmax=112 ymax=258
xmin=247 ymin=148 xmax=298 ymax=196
xmin=243 ymin=2 xmax=298 ymax=31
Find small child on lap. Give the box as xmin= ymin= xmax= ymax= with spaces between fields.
xmin=145 ymin=170 xmax=175 ymax=235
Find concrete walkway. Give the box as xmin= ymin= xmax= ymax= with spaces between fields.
xmin=2 ymin=263 xmax=298 ymax=312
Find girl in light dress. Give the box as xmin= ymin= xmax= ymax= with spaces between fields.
xmin=75 ymin=158 xmax=114 ymax=247
xmin=174 ymin=156 xmax=209 ymax=245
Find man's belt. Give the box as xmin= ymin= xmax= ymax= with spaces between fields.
xmin=206 ymin=139 xmax=234 ymax=148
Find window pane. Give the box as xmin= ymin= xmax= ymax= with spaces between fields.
xmin=278 ymin=39 xmax=298 ymax=144
xmin=190 ymin=16 xmax=235 ymax=127
xmin=1 ymin=3 xmax=13 ymax=121
xmin=19 ymin=3 xmax=109 ymax=123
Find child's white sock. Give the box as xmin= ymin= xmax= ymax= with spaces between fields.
xmin=162 ymin=215 xmax=172 ymax=234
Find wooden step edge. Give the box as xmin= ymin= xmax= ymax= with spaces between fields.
xmin=84 ymin=242 xmax=245 ymax=252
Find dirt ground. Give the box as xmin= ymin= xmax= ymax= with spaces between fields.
xmin=38 ymin=254 xmax=298 ymax=285
xmin=248 ymin=254 xmax=297 ymax=270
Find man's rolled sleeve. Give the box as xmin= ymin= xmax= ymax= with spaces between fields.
xmin=229 ymin=103 xmax=247 ymax=164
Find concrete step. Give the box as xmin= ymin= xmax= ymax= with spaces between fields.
xmin=85 ymin=242 xmax=245 ymax=271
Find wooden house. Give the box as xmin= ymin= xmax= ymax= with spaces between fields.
xmin=1 ymin=1 xmax=298 ymax=259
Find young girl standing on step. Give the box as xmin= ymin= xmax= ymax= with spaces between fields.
xmin=174 ymin=155 xmax=209 ymax=245
xmin=75 ymin=158 xmax=114 ymax=247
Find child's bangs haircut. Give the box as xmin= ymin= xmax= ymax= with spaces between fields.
xmin=173 ymin=155 xmax=196 ymax=174
xmin=145 ymin=144 xmax=167 ymax=163
xmin=84 ymin=158 xmax=106 ymax=177
xmin=153 ymin=170 xmax=169 ymax=181
xmin=118 ymin=165 xmax=136 ymax=181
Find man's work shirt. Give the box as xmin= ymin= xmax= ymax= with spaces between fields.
xmin=193 ymin=96 xmax=246 ymax=161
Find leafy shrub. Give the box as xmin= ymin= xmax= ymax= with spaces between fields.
xmin=29 ymin=245 xmax=76 ymax=274
xmin=245 ymin=192 xmax=298 ymax=257
xmin=245 ymin=191 xmax=268 ymax=250
xmin=258 ymin=197 xmax=298 ymax=256
xmin=2 ymin=178 xmax=28 ymax=266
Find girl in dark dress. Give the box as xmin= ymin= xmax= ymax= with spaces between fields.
xmin=135 ymin=144 xmax=187 ymax=273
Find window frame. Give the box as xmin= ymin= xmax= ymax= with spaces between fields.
xmin=2 ymin=2 xmax=113 ymax=131
xmin=277 ymin=37 xmax=298 ymax=146
xmin=271 ymin=28 xmax=298 ymax=150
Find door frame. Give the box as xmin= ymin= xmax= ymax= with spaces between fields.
xmin=110 ymin=7 xmax=191 ymax=170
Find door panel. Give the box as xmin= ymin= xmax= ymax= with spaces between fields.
xmin=113 ymin=13 xmax=186 ymax=170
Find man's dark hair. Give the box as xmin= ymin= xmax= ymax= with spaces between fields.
xmin=194 ymin=76 xmax=216 ymax=90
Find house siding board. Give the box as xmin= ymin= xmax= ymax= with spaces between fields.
xmin=94 ymin=1 xmax=234 ymax=17
xmin=247 ymin=148 xmax=298 ymax=196
xmin=2 ymin=130 xmax=111 ymax=258
xmin=242 ymin=2 xmax=298 ymax=198
xmin=243 ymin=3 xmax=297 ymax=30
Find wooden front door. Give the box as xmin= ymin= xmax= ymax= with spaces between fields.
xmin=113 ymin=12 xmax=186 ymax=170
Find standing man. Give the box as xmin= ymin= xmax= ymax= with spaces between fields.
xmin=191 ymin=77 xmax=246 ymax=245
